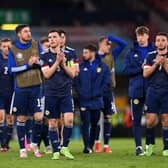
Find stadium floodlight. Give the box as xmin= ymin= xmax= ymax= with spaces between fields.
xmin=1 ymin=24 xmax=19 ymax=30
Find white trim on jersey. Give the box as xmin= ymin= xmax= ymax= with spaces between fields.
xmin=41 ymin=65 xmax=49 ymax=70
xmin=40 ymin=96 xmax=45 ymax=118
xmin=66 ymin=46 xmax=75 ymax=51
xmin=9 ymin=92 xmax=15 ymax=115
xmin=130 ymin=99 xmax=134 ymax=121
xmin=11 ymin=65 xmax=28 ymax=73
xmin=143 ymin=65 xmax=151 ymax=69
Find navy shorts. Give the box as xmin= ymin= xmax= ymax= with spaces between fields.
xmin=0 ymin=94 xmax=13 ymax=114
xmin=12 ymin=86 xmax=42 ymax=116
xmin=102 ymin=91 xmax=115 ymax=115
xmin=44 ymin=95 xmax=74 ymax=119
xmin=145 ymin=87 xmax=168 ymax=114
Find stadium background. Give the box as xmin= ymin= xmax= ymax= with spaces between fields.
xmin=0 ymin=0 xmax=167 ymax=138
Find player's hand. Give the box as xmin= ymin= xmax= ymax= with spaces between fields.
xmin=61 ymin=53 xmax=66 ymax=65
xmin=28 ymin=56 xmax=39 ymax=66
xmin=156 ymin=55 xmax=166 ymax=65
xmin=160 ymin=56 xmax=166 ymax=65
xmin=56 ymin=53 xmax=63 ymax=64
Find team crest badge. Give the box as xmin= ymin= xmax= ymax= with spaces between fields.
xmin=133 ymin=99 xmax=139 ymax=105
xmin=97 ymin=67 xmax=102 ymax=73
xmin=83 ymin=67 xmax=88 ymax=71
xmin=49 ymin=59 xmax=53 ymax=63
xmin=45 ymin=110 xmax=50 ymax=116
xmin=13 ymin=107 xmax=17 ymax=112
xmin=80 ymin=107 xmax=86 ymax=111
xmin=16 ymin=53 xmax=23 ymax=60
xmin=134 ymin=54 xmax=138 ymax=58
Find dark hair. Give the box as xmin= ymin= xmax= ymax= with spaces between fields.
xmin=40 ymin=37 xmax=48 ymax=44
xmin=0 ymin=38 xmax=11 ymax=46
xmin=58 ymin=29 xmax=66 ymax=36
xmin=15 ymin=24 xmax=29 ymax=34
xmin=98 ymin=36 xmax=107 ymax=43
xmin=84 ymin=44 xmax=97 ymax=52
xmin=135 ymin=26 xmax=149 ymax=35
xmin=156 ymin=32 xmax=168 ymax=40
xmin=48 ymin=29 xmax=60 ymax=35
xmin=0 ymin=38 xmax=11 ymax=43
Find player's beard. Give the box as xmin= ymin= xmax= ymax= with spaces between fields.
xmin=158 ymin=46 xmax=166 ymax=51
xmin=83 ymin=56 xmax=89 ymax=61
xmin=21 ymin=36 xmax=32 ymax=43
xmin=139 ymin=41 xmax=147 ymax=47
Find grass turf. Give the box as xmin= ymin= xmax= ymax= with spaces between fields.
xmin=0 ymin=138 xmax=167 ymax=168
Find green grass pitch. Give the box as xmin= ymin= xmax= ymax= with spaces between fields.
xmin=0 ymin=138 xmax=167 ymax=168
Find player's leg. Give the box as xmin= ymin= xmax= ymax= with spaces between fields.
xmin=90 ymin=110 xmax=101 ymax=151
xmin=145 ymin=113 xmax=157 ymax=156
xmin=31 ymin=87 xmax=43 ymax=158
xmin=25 ymin=115 xmax=33 ymax=151
xmin=145 ymin=117 xmax=156 ymax=152
xmin=94 ymin=113 xmax=101 ymax=153
xmin=0 ymin=109 xmax=5 ymax=151
xmin=160 ymin=93 xmax=168 ymax=156
xmin=102 ymin=92 xmax=114 ymax=153
xmin=45 ymin=96 xmax=60 ymax=159
xmin=57 ymin=114 xmax=64 ymax=149
xmin=145 ymin=89 xmax=160 ymax=156
xmin=13 ymin=91 xmax=28 ymax=158
xmin=3 ymin=94 xmax=14 ymax=151
xmin=80 ymin=107 xmax=91 ymax=153
xmin=131 ymin=98 xmax=145 ymax=155
xmin=17 ymin=115 xmax=28 ymax=158
xmin=0 ymin=96 xmax=6 ymax=151
xmin=161 ymin=114 xmax=168 ymax=156
xmin=103 ymin=114 xmax=112 ymax=153
xmin=60 ymin=96 xmax=74 ymax=159
xmin=37 ymin=95 xmax=51 ymax=153
xmin=5 ymin=114 xmax=14 ymax=150
xmin=41 ymin=118 xmax=52 ymax=154
xmin=48 ymin=118 xmax=59 ymax=160
xmin=32 ymin=112 xmax=43 ymax=157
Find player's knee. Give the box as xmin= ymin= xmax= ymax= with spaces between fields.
xmin=7 ymin=119 xmax=14 ymax=125
xmin=6 ymin=115 xmax=14 ymax=125
xmin=17 ymin=115 xmax=26 ymax=122
xmin=49 ymin=119 xmax=57 ymax=128
xmin=146 ymin=118 xmax=155 ymax=127
xmin=64 ymin=113 xmax=73 ymax=126
xmin=34 ymin=112 xmax=43 ymax=121
xmin=67 ymin=119 xmax=73 ymax=127
xmin=0 ymin=117 xmax=4 ymax=123
xmin=146 ymin=114 xmax=157 ymax=128
xmin=64 ymin=118 xmax=73 ymax=127
xmin=0 ymin=112 xmax=5 ymax=122
xmin=161 ymin=117 xmax=168 ymax=127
